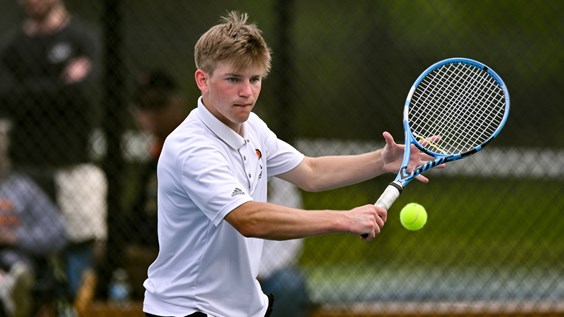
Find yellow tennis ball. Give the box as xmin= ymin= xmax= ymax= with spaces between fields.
xmin=400 ymin=203 xmax=427 ymax=231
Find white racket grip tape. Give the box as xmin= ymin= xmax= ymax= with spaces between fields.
xmin=361 ymin=182 xmax=403 ymax=238
xmin=374 ymin=182 xmax=403 ymax=210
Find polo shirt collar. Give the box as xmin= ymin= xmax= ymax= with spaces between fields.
xmin=197 ymin=96 xmax=246 ymax=150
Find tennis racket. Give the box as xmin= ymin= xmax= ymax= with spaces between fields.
xmin=367 ymin=58 xmax=510 ymax=234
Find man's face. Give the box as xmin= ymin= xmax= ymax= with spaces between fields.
xmin=135 ymin=100 xmax=185 ymax=140
xmin=18 ymin=0 xmax=59 ymax=21
xmin=197 ymin=61 xmax=263 ymax=132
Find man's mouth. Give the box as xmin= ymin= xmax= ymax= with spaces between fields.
xmin=234 ymin=103 xmax=253 ymax=107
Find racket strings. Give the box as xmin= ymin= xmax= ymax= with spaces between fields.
xmin=447 ymin=66 xmax=493 ymax=150
xmin=431 ymin=66 xmax=480 ymax=149
xmin=409 ymin=62 xmax=506 ymax=155
xmin=424 ymin=64 xmax=489 ymax=149
xmin=456 ymin=66 xmax=505 ymax=148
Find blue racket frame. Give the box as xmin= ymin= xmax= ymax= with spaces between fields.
xmin=374 ymin=57 xmax=510 ymax=211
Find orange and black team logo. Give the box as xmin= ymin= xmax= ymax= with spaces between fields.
xmin=255 ymin=149 xmax=262 ymax=159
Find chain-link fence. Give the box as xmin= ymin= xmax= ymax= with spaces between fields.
xmin=0 ymin=0 xmax=562 ymax=316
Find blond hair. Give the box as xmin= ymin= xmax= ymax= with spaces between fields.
xmin=194 ymin=11 xmax=271 ymax=77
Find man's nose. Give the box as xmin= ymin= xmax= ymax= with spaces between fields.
xmin=239 ymin=80 xmax=252 ymax=97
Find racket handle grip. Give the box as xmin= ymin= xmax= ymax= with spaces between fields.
xmin=361 ymin=182 xmax=402 ymax=239
xmin=374 ymin=182 xmax=403 ymax=210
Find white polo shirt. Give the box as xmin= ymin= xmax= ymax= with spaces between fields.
xmin=143 ymin=97 xmax=304 ymax=317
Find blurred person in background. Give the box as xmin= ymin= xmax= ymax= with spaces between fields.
xmin=0 ymin=119 xmax=68 ymax=317
xmin=124 ymin=69 xmax=188 ymax=299
xmin=0 ymin=0 xmax=106 ymax=300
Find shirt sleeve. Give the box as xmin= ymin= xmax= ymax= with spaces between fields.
xmin=261 ymin=124 xmax=305 ymax=177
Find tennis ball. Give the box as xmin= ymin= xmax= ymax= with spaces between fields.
xmin=400 ymin=203 xmax=427 ymax=231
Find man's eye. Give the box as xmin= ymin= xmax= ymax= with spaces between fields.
xmin=227 ymin=77 xmax=240 ymax=83
xmin=250 ymin=77 xmax=261 ymax=84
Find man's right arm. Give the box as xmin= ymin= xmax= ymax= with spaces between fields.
xmin=224 ymin=200 xmax=386 ymax=241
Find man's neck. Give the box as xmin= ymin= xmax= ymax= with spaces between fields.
xmin=23 ymin=5 xmax=70 ymax=36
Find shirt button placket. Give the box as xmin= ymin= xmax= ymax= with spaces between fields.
xmin=241 ymin=143 xmax=252 ymax=189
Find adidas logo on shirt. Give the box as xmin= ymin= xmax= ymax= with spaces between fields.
xmin=231 ymin=188 xmax=245 ymax=197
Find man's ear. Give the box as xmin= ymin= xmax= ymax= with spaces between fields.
xmin=195 ymin=69 xmax=208 ymax=92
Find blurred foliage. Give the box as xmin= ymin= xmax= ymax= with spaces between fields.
xmin=301 ymin=177 xmax=563 ymax=269
xmin=2 ymin=0 xmax=560 ymax=145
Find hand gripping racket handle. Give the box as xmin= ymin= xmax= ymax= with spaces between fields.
xmin=361 ymin=182 xmax=403 ymax=239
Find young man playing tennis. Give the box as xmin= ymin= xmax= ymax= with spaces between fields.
xmin=143 ymin=11 xmax=432 ymax=317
